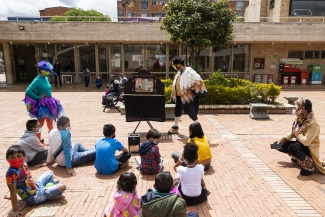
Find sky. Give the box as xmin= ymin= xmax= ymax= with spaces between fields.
xmin=0 ymin=0 xmax=117 ymax=19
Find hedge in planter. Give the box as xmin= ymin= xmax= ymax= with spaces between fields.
xmin=161 ymin=73 xmax=281 ymax=105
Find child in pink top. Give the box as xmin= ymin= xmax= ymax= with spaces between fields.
xmin=103 ymin=172 xmax=141 ymax=217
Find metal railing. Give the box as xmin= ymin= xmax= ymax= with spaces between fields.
xmin=1 ymin=15 xmax=160 ymax=22
xmin=1 ymin=15 xmax=325 ymax=23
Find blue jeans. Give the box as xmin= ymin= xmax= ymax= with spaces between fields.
xmin=26 ymin=171 xmax=62 ymax=205
xmin=84 ymin=76 xmax=90 ymax=87
xmin=71 ymin=142 xmax=96 ymax=167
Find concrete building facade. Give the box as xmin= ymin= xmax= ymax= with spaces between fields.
xmin=1 ymin=21 xmax=325 ymax=85
xmin=1 ymin=1 xmax=325 ymax=85
xmin=246 ymin=0 xmax=325 ymax=22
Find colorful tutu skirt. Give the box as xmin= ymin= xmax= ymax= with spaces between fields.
xmin=23 ymin=95 xmax=65 ymax=122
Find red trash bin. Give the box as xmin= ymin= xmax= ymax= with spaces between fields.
xmin=282 ymin=76 xmax=289 ymax=84
xmin=300 ymin=70 xmax=309 ymax=85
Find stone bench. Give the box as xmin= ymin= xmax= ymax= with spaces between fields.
xmin=249 ymin=103 xmax=272 ymax=119
xmin=119 ymin=104 xmax=175 ymax=120
xmin=284 ymin=96 xmax=299 ymax=105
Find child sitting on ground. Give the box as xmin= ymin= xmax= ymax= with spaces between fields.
xmin=176 ymin=143 xmax=209 ymax=206
xmin=5 ymin=145 xmax=66 ymax=217
xmin=103 ymin=172 xmax=141 ymax=217
xmin=136 ymin=129 xmax=163 ymax=175
xmin=172 ymin=122 xmax=212 ymax=170
xmin=96 ymin=76 xmax=102 ymax=89
xmin=141 ymin=171 xmax=199 ymax=217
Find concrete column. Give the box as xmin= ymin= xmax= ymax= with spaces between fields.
xmin=166 ymin=44 xmax=169 ymax=77
xmin=249 ymin=46 xmax=253 ymax=81
xmin=211 ymin=48 xmax=215 ymax=73
xmin=3 ymin=42 xmax=13 ymax=84
xmin=35 ymin=44 xmax=40 ymax=63
xmin=95 ymin=44 xmax=99 ymax=77
xmin=209 ymin=48 xmax=213 ymax=74
xmin=107 ymin=44 xmax=111 ymax=80
xmin=121 ymin=44 xmax=125 ymax=73
xmin=143 ymin=45 xmax=146 ymax=69
xmin=74 ymin=44 xmax=79 ymax=83
xmin=230 ymin=44 xmax=234 ymax=73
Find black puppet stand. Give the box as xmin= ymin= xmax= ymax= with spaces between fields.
xmin=123 ymin=69 xmax=166 ymax=152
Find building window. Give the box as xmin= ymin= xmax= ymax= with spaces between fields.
xmin=146 ymin=44 xmax=166 ymax=73
xmin=152 ymin=13 xmax=165 ymax=17
xmin=160 ymin=1 xmax=166 ymax=5
xmin=111 ymin=45 xmax=122 ymax=73
xmin=236 ymin=1 xmax=244 ymax=10
xmin=56 ymin=44 xmax=75 ymax=72
xmin=168 ymin=45 xmax=180 ymax=78
xmin=152 ymin=1 xmax=158 ymax=5
xmin=127 ymin=13 xmax=133 ymax=17
xmin=321 ymin=51 xmax=325 ymax=59
xmin=141 ymin=13 xmax=148 ymax=17
xmin=98 ymin=45 xmax=108 ymax=72
xmin=233 ymin=44 xmax=251 ymax=72
xmin=288 ymin=50 xmax=303 ymax=59
xmin=118 ymin=9 xmax=123 ymax=16
xmin=290 ymin=0 xmax=325 ymax=16
xmin=270 ymin=0 xmax=275 ymax=10
xmin=305 ymin=51 xmax=320 ymax=59
xmin=141 ymin=1 xmax=149 ymax=10
xmin=124 ymin=44 xmax=144 ymax=72
xmin=79 ymin=45 xmax=95 ymax=72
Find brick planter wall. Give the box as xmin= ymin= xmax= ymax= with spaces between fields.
xmin=119 ymin=104 xmax=294 ymax=117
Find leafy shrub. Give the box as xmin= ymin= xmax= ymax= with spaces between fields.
xmin=200 ymin=84 xmax=247 ymax=105
xmin=164 ymin=85 xmax=173 ymax=104
xmin=164 ymin=72 xmax=282 ymax=105
xmin=161 ymin=79 xmax=173 ymax=87
xmin=207 ymin=70 xmax=229 ymax=86
xmin=267 ymin=83 xmax=282 ymax=104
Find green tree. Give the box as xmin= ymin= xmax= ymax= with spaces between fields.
xmin=50 ymin=8 xmax=111 ymax=22
xmin=160 ymin=0 xmax=235 ymax=72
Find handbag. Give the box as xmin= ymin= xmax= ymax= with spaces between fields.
xmin=191 ymin=89 xmax=208 ymax=99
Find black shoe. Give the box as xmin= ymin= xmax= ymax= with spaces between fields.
xmin=300 ymin=169 xmax=313 ymax=176
xmin=291 ymin=158 xmax=298 ymax=163
xmin=168 ymin=126 xmax=179 ymax=135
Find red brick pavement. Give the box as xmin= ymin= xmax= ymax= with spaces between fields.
xmin=0 ymin=90 xmax=324 ymax=216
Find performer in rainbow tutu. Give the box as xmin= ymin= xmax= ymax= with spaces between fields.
xmin=23 ymin=61 xmax=65 ymax=140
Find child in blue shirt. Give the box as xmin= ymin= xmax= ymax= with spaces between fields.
xmin=96 ymin=76 xmax=103 ymax=89
xmin=95 ymin=124 xmax=131 ymax=175
xmin=5 ymin=145 xmax=66 ymax=217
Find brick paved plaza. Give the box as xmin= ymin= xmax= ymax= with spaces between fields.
xmin=0 ymin=89 xmax=325 ymax=217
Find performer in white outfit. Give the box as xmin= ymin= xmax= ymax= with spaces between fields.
xmin=168 ymin=57 xmax=208 ymax=134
